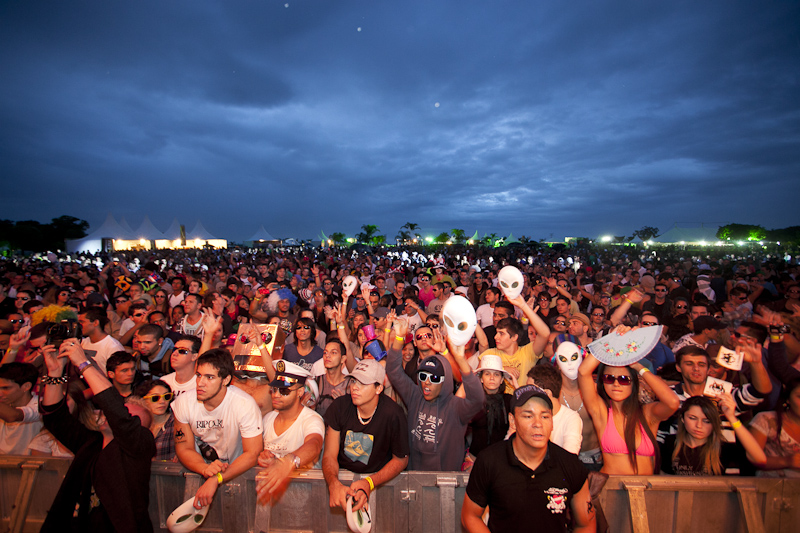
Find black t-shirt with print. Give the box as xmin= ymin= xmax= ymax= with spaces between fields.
xmin=324 ymin=394 xmax=409 ymax=474
xmin=466 ymin=438 xmax=588 ymax=533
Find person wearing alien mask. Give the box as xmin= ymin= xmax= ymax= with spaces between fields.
xmin=554 ymin=341 xmax=603 ymax=471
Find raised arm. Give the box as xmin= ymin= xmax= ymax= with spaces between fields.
xmin=631 ymin=361 xmax=680 ymax=422
xmin=718 ymin=392 xmax=766 ymax=467
xmin=510 ymin=295 xmax=550 ymax=355
xmin=610 ymin=289 xmax=644 ymax=326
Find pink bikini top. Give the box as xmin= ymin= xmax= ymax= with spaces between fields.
xmin=600 ymin=408 xmax=655 ymax=457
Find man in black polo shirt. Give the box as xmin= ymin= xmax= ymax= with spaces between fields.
xmin=462 ymin=385 xmax=595 ymax=533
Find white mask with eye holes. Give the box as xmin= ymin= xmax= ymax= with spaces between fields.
xmin=166 ymin=497 xmax=209 ymax=533
xmin=498 ymin=266 xmax=524 ymax=300
xmin=342 ymin=276 xmax=358 ymax=297
xmin=441 ymin=295 xmax=477 ymax=347
xmin=555 ymin=341 xmax=583 ymax=381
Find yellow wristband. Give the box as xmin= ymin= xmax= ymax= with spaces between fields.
xmin=395 ymin=335 xmax=404 ymax=343
xmin=384 ymin=328 xmax=392 ymax=333
xmin=337 ymin=325 xmax=345 ymax=330
xmin=441 ymin=348 xmax=449 ymax=356
xmin=638 ymin=367 xmax=650 ymax=377
xmin=365 ymin=476 xmax=375 ymax=491
xmin=216 ymin=472 xmax=224 ymax=484
xmin=625 ymin=298 xmax=633 ymax=305
xmin=731 ymin=420 xmax=743 ymax=430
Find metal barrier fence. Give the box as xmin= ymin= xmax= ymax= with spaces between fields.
xmin=2 ymin=456 xmax=798 ymax=532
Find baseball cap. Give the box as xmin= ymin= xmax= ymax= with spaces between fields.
xmin=417 ymin=356 xmax=446 ymax=379
xmin=511 ymin=384 xmax=553 ymax=411
xmin=347 ymin=359 xmax=385 ymax=386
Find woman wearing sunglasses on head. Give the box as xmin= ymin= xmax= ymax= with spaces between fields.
xmin=135 ymin=379 xmax=176 ymax=462
xmin=578 ymin=331 xmax=680 ymax=475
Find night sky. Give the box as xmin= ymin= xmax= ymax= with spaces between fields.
xmin=2 ymin=1 xmax=799 ymax=243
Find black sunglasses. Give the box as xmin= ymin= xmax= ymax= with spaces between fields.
xmin=270 ymin=386 xmax=300 ymax=396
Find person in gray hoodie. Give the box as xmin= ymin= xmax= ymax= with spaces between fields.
xmin=386 ymin=317 xmax=485 ymax=471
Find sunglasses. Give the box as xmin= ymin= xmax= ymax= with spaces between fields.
xmin=417 ymin=371 xmax=445 ymax=385
xmin=296 ymin=325 xmax=312 ymax=330
xmin=592 ymin=313 xmax=604 ymax=317
xmin=675 ymin=305 xmax=687 ymax=309
xmin=143 ymin=392 xmax=174 ymax=403
xmin=427 ymin=323 xmax=439 ymax=329
xmin=419 ymin=278 xmax=430 ymax=282
xmin=732 ymin=331 xmax=754 ymax=340
xmin=555 ymin=321 xmax=567 ymax=326
xmin=602 ymin=374 xmax=632 ymax=386
xmin=655 ymin=289 xmax=668 ymax=293
xmin=416 ymin=333 xmax=432 ymax=340
xmin=270 ymin=386 xmax=299 ymax=396
xmin=9 ymin=319 xmax=23 ymax=324
xmin=133 ymin=313 xmax=146 ymax=318
xmin=174 ymin=348 xmax=194 ymax=355
xmin=641 ymin=321 xmax=658 ymax=327
xmin=17 ymin=296 xmax=31 ymax=301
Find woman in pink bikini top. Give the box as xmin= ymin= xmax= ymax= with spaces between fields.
xmin=578 ymin=346 xmax=680 ymax=475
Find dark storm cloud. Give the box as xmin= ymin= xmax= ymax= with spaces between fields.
xmin=1 ymin=0 xmax=798 ymax=243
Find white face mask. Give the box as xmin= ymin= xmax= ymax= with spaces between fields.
xmin=555 ymin=341 xmax=583 ymax=381
xmin=441 ymin=296 xmax=477 ymax=346
xmin=498 ymin=266 xmax=524 ymax=300
xmin=342 ymin=276 xmax=358 ymax=297
xmin=166 ymin=497 xmax=209 ymax=533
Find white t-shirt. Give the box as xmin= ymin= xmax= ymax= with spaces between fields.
xmin=118 ymin=318 xmax=135 ymax=337
xmin=82 ymin=334 xmax=125 ymax=374
xmin=172 ymin=386 xmax=262 ymax=463
xmin=0 ymin=395 xmax=43 ymax=455
xmin=160 ymin=372 xmax=197 ymax=399
xmin=551 ymin=405 xmax=583 ymax=455
xmin=169 ymin=291 xmax=186 ymax=309
xmin=475 ymin=303 xmax=494 ymax=328
xmin=400 ymin=313 xmax=424 ymax=335
xmin=262 ymin=407 xmax=324 ymax=467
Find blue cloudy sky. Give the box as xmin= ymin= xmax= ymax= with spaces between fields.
xmin=1 ymin=1 xmax=798 ymax=243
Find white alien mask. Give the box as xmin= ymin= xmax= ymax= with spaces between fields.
xmin=498 ymin=266 xmax=524 ymax=300
xmin=166 ymin=497 xmax=209 ymax=533
xmin=441 ymin=295 xmax=477 ymax=346
xmin=555 ymin=341 xmax=583 ymax=381
xmin=342 ymin=275 xmax=358 ymax=297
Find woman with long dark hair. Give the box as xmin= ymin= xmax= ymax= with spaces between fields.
xmin=578 ymin=338 xmax=680 ymax=475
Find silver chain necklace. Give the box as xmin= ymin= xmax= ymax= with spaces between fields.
xmin=561 ymin=391 xmax=583 ymax=413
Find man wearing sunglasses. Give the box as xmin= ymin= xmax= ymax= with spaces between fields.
xmin=323 ymin=359 xmax=409 ymax=514
xmin=161 ymin=335 xmax=201 ymax=399
xmin=256 ymin=360 xmax=324 ymax=501
xmin=387 ymin=318 xmax=484 ymax=471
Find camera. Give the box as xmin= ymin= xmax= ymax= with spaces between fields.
xmin=46 ymin=319 xmax=83 ymax=349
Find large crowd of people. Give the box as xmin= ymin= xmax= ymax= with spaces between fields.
xmin=1 ymin=244 xmax=799 ymax=531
